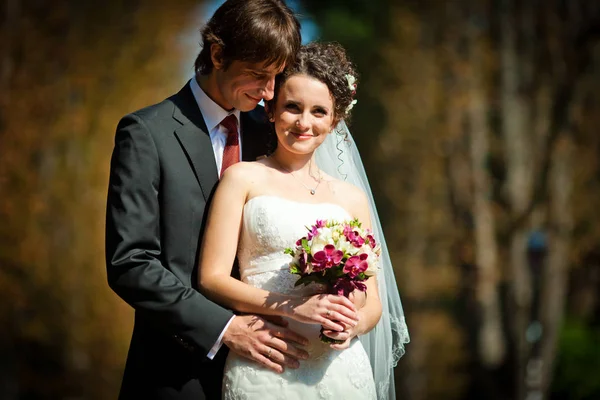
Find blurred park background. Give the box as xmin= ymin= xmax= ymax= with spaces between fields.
xmin=1 ymin=0 xmax=600 ymax=399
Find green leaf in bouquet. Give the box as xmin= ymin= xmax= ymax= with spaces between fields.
xmin=301 ymin=238 xmax=310 ymax=253
xmin=289 ymin=264 xmax=301 ymax=274
xmin=284 ymin=247 xmax=295 ymax=256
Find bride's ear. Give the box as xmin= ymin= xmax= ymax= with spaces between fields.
xmin=331 ymin=118 xmax=341 ymax=132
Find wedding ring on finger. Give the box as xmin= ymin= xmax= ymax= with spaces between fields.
xmin=267 ymin=348 xmax=272 ymax=358
xmin=326 ymin=310 xmax=331 ymax=317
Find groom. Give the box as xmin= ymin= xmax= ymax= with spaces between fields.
xmin=105 ymin=1 xmax=305 ymax=399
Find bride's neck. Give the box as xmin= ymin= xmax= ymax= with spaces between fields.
xmin=270 ymin=149 xmax=316 ymax=174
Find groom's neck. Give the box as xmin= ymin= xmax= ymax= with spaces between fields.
xmin=196 ymin=73 xmax=234 ymax=112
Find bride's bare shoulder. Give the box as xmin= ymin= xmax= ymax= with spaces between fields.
xmin=324 ymin=176 xmax=369 ymax=215
xmin=219 ymin=161 xmax=272 ymax=186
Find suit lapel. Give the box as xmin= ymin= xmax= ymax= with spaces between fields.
xmin=172 ymin=84 xmax=219 ymax=201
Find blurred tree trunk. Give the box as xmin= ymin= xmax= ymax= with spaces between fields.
xmin=539 ymin=137 xmax=573 ymax=396
xmin=499 ymin=2 xmax=534 ymax=397
xmin=468 ymin=0 xmax=505 ymax=369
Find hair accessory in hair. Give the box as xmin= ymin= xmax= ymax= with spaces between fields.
xmin=345 ymin=74 xmax=358 ymax=114
xmin=346 ymin=74 xmax=357 ymax=93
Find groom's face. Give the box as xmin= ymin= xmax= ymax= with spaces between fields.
xmin=213 ymin=58 xmax=284 ymax=112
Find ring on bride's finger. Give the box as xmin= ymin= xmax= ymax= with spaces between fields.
xmin=267 ymin=348 xmax=272 ymax=358
xmin=326 ymin=311 xmax=331 ymax=317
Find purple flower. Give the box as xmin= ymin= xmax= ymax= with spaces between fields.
xmin=297 ymin=251 xmax=311 ymax=274
xmin=332 ymin=278 xmax=367 ymax=297
xmin=316 ymin=219 xmax=326 ymax=228
xmin=344 ymin=226 xmax=365 ymax=248
xmin=343 ymin=254 xmax=369 ymax=278
xmin=332 ymin=278 xmax=355 ymax=297
xmin=312 ymin=244 xmax=344 ymax=272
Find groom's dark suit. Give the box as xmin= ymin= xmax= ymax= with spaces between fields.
xmin=106 ymin=82 xmax=270 ymax=400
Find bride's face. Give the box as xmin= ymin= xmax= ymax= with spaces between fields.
xmin=271 ymin=74 xmax=335 ymax=155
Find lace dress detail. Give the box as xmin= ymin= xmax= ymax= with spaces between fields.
xmin=223 ymin=196 xmax=376 ymax=400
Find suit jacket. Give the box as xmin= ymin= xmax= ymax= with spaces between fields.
xmin=105 ymin=82 xmax=271 ymax=400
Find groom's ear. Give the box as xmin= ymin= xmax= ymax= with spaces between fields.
xmin=210 ymin=44 xmax=225 ymax=70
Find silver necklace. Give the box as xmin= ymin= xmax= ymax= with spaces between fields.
xmin=273 ymin=158 xmax=322 ymax=195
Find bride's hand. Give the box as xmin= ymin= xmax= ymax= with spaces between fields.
xmin=286 ymin=294 xmax=359 ymax=332
xmin=321 ymin=313 xmax=364 ymax=350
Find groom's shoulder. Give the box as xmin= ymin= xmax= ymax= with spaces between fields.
xmin=126 ymin=95 xmax=176 ymax=124
xmin=120 ymin=84 xmax=190 ymax=126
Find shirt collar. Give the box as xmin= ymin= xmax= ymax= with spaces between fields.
xmin=189 ymin=76 xmax=240 ymax=133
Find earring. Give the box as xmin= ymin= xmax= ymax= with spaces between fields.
xmin=269 ymin=117 xmax=274 ymax=122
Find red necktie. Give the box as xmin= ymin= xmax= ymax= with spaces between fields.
xmin=220 ymin=114 xmax=239 ymax=177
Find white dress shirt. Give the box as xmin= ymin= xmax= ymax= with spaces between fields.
xmin=190 ymin=76 xmax=242 ymax=172
xmin=189 ymin=77 xmax=240 ymax=359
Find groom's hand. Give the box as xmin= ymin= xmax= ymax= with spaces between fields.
xmin=222 ymin=315 xmax=309 ymax=373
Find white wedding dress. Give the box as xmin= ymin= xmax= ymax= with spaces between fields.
xmin=222 ymin=195 xmax=377 ymax=400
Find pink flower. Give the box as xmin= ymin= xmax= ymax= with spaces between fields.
xmin=307 ymin=220 xmax=327 ymax=240
xmin=343 ymin=254 xmax=369 ymax=278
xmin=296 ymin=236 xmax=307 ymax=246
xmin=366 ymin=234 xmax=377 ymax=249
xmin=312 ymin=244 xmax=344 ymax=272
xmin=344 ymin=226 xmax=365 ymax=248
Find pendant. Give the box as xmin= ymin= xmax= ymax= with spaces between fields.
xmin=310 ymin=189 xmax=316 ymax=195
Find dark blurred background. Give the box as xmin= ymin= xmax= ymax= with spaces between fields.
xmin=1 ymin=0 xmax=600 ymax=399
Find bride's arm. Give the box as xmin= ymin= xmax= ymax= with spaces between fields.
xmin=198 ymin=163 xmax=359 ymax=332
xmin=323 ymin=188 xmax=383 ymax=348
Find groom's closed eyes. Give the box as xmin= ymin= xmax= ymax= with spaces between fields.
xmin=245 ymin=65 xmax=284 ymax=80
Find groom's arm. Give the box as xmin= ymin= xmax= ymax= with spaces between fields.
xmin=105 ymin=113 xmax=233 ymax=358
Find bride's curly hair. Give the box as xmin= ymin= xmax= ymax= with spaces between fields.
xmin=268 ymin=42 xmax=358 ymax=123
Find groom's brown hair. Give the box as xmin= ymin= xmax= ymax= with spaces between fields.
xmin=195 ymin=0 xmax=301 ymax=75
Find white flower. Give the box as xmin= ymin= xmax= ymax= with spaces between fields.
xmin=345 ymin=74 xmax=356 ymax=92
xmin=310 ymin=227 xmax=334 ymax=254
xmin=338 ymin=238 xmax=356 ymax=255
xmin=364 ymin=254 xmax=380 ymax=277
xmin=332 ymin=230 xmax=341 ymax=242
xmin=346 ymin=99 xmax=357 ymax=114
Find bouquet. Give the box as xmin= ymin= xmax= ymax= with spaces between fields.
xmin=284 ymin=218 xmax=380 ymax=343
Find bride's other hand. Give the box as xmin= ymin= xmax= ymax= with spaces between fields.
xmin=287 ymin=294 xmax=359 ymax=332
xmin=223 ymin=314 xmax=310 ymax=374
xmin=321 ymin=313 xmax=363 ymax=350
xmin=323 ymin=327 xmax=355 ymax=350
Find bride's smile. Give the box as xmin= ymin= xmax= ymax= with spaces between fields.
xmin=270 ymin=74 xmax=335 ymax=154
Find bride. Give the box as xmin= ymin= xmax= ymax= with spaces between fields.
xmin=198 ymin=42 xmax=408 ymax=399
